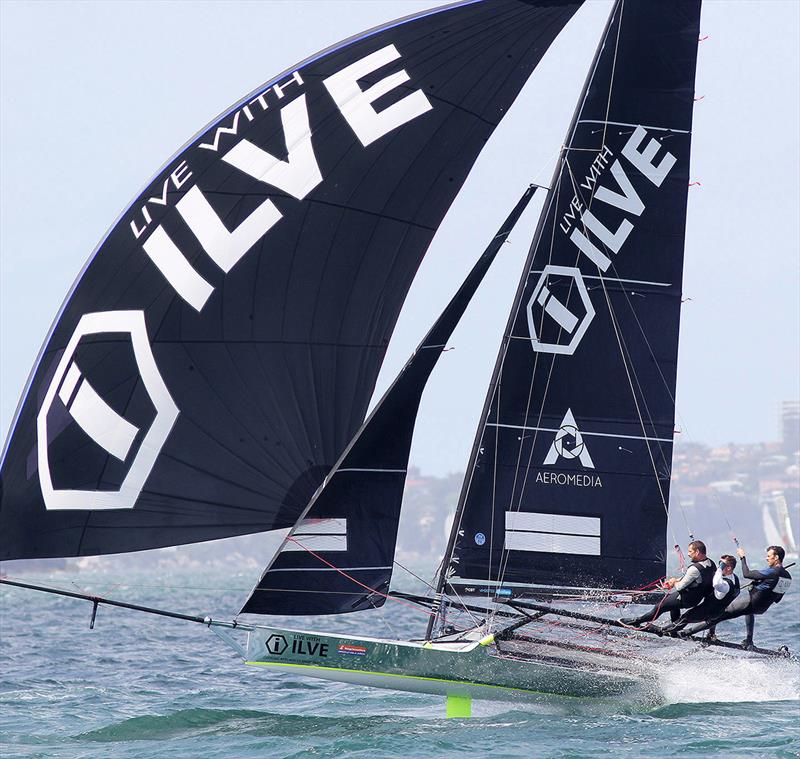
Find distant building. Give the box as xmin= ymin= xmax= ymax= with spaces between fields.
xmin=782 ymin=400 xmax=800 ymax=454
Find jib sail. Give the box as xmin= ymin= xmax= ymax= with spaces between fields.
xmin=442 ymin=0 xmax=702 ymax=598
xmin=241 ymin=187 xmax=538 ymax=615
xmin=0 ymin=0 xmax=582 ymax=560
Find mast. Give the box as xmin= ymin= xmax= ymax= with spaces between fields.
xmin=428 ymin=0 xmax=622 ymax=639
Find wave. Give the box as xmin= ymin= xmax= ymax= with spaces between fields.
xmin=77 ymin=708 xmax=409 ymax=743
xmin=656 ymin=649 xmax=800 ymax=705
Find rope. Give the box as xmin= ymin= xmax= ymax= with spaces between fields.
xmin=617 ymin=586 xmax=671 ymax=631
xmin=392 ymin=558 xmax=437 ymax=595
xmin=601 ymin=244 xmax=749 ymax=551
xmin=284 ymin=537 xmax=434 ymax=617
xmin=369 ymin=597 xmax=401 ymax=639
xmin=675 ymin=544 xmax=687 ymax=572
xmin=443 ymin=580 xmax=483 ymax=629
xmin=491 ymin=171 xmax=570 ymax=611
xmin=599 ymin=0 xmax=624 ymax=150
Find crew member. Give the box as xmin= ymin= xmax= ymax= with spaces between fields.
xmin=620 ymin=540 xmax=715 ymax=627
xmin=679 ymin=545 xmax=791 ymax=648
xmin=661 ymin=554 xmax=739 ymax=636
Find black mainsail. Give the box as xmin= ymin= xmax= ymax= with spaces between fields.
xmin=0 ymin=0 xmax=582 ymax=560
xmin=440 ymin=0 xmax=702 ymax=603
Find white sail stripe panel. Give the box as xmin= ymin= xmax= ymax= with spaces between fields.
xmin=505 ymin=531 xmax=601 ymax=556
xmin=505 ymin=511 xmax=600 ymax=537
xmin=141 ymin=227 xmax=214 ymax=312
xmin=283 ymin=534 xmax=347 ymax=552
xmin=576 ymin=119 xmax=691 ymax=134
xmin=58 ymin=369 xmax=139 ymax=462
xmin=294 ymin=518 xmax=347 ymax=535
xmin=265 ymin=566 xmax=392 ymax=572
xmin=528 ymin=271 xmax=671 ymax=287
xmin=485 ymin=422 xmax=672 ymax=443
xmin=505 ymin=511 xmax=601 ymax=555
xmin=57 ymin=363 xmax=82 ymax=405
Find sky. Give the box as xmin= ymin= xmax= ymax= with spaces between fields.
xmin=1 ymin=0 xmax=798 ymax=478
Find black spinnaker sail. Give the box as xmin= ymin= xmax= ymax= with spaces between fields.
xmin=0 ymin=0 xmax=583 ymax=560
xmin=442 ymin=0 xmax=702 ymax=600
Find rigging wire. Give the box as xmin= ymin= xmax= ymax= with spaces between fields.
xmin=611 ymin=259 xmax=745 ymax=549
xmin=391 ymin=558 xmax=438 ymax=595
xmin=561 ymin=155 xmax=684 ymax=563
xmin=431 ymin=142 xmax=570 ymax=633
xmin=284 ymin=537 xmax=435 ymax=617
xmin=490 ymin=170 xmax=571 ymax=623
xmin=369 ymin=597 xmax=401 ymax=639
xmin=444 ymin=578 xmax=483 ymax=629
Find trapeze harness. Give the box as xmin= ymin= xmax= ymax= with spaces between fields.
xmin=743 ymin=558 xmax=792 ymax=614
xmin=622 ymin=557 xmax=717 ymax=626
xmin=680 ymin=560 xmax=791 ymax=639
xmin=671 ymin=568 xmax=740 ymax=629
xmin=676 ymin=557 xmax=716 ymax=607
xmin=701 ymin=571 xmax=740 ymax=617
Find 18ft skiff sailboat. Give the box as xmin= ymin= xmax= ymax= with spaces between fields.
xmin=1 ymin=0 xmax=792 ymax=717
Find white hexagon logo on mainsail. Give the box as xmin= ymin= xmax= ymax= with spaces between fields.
xmin=37 ymin=310 xmax=178 ymax=511
xmin=527 ymin=265 xmax=595 ymax=355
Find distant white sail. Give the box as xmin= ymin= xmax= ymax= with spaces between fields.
xmin=775 ymin=495 xmax=798 ymax=553
xmin=762 ymin=500 xmax=783 ymax=546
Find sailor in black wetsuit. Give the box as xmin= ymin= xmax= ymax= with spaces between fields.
xmin=620 ymin=540 xmax=716 ymax=627
xmin=661 ymin=554 xmax=740 ymax=636
xmin=679 ymin=545 xmax=792 ymax=648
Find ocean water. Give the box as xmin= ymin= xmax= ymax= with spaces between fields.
xmin=1 ymin=566 xmax=798 ymax=759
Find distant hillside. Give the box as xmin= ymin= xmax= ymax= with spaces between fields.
xmin=3 ymin=441 xmax=797 ymax=578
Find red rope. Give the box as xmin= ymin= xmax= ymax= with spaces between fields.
xmin=285 ymin=537 xmax=434 ymax=617
xmin=634 ymin=575 xmax=666 ymax=592
xmin=674 ymin=544 xmax=687 ymax=571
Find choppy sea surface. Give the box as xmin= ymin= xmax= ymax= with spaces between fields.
xmin=1 ymin=565 xmax=798 ymax=759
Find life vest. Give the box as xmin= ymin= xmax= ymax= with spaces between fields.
xmin=702 ymin=573 xmax=740 ymax=616
xmin=751 ymin=567 xmax=792 ymax=613
xmin=677 ymin=557 xmax=716 ymax=606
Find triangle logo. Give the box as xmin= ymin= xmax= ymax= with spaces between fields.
xmin=543 ymin=409 xmax=595 ymax=469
